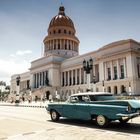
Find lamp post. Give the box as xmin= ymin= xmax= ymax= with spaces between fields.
xmin=16 ymin=75 xmax=20 ymax=103
xmin=83 ymin=58 xmax=93 ymax=92
xmin=93 ymin=76 xmax=96 ymax=92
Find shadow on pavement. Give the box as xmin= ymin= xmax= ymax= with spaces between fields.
xmin=48 ymin=118 xmax=140 ymax=135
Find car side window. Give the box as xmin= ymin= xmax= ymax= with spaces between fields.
xmin=82 ymin=95 xmax=90 ymax=102
xmin=78 ymin=95 xmax=90 ymax=102
xmin=70 ymin=96 xmax=79 ymax=103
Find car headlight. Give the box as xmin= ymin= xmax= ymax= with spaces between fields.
xmin=126 ymin=106 xmax=132 ymax=112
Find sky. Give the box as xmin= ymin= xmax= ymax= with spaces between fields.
xmin=0 ymin=0 xmax=140 ymax=85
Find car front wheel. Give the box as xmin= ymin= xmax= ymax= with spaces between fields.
xmin=50 ymin=110 xmax=60 ymax=122
xmin=96 ymin=115 xmax=109 ymax=127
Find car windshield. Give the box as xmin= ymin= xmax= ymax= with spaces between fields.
xmin=89 ymin=95 xmax=116 ymax=101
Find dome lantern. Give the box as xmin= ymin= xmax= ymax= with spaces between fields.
xmin=59 ymin=5 xmax=65 ymax=16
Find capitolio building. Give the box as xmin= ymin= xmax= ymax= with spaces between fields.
xmin=10 ymin=5 xmax=140 ymax=100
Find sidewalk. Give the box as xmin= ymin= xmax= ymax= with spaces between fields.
xmin=0 ymin=101 xmax=49 ymax=108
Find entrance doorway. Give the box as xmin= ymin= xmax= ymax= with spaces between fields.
xmin=46 ymin=91 xmax=50 ymax=100
xmin=114 ymin=86 xmax=117 ymax=94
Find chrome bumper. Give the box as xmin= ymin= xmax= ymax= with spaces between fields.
xmin=45 ymin=107 xmax=50 ymax=114
xmin=117 ymin=112 xmax=140 ymax=120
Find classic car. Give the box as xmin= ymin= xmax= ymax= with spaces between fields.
xmin=46 ymin=92 xmax=140 ymax=127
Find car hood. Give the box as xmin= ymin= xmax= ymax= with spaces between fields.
xmin=127 ymin=100 xmax=140 ymax=109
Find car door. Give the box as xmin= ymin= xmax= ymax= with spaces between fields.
xmin=62 ymin=96 xmax=78 ymax=118
xmin=74 ymin=95 xmax=91 ymax=120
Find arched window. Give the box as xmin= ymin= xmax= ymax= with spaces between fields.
xmin=53 ymin=30 xmax=56 ymax=34
xmin=69 ymin=31 xmax=71 ymax=34
xmin=64 ymin=29 xmax=67 ymax=34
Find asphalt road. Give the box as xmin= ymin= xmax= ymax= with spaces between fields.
xmin=0 ymin=106 xmax=140 ymax=140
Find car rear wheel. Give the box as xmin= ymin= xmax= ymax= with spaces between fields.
xmin=50 ymin=110 xmax=60 ymax=121
xmin=96 ymin=115 xmax=109 ymax=127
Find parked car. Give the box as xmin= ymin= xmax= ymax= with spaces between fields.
xmin=46 ymin=92 xmax=140 ymax=127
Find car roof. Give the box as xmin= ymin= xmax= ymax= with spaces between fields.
xmin=71 ymin=92 xmax=113 ymax=97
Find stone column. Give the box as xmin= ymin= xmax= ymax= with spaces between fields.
xmin=60 ymin=39 xmax=62 ymax=50
xmin=71 ymin=70 xmax=73 ymax=85
xmin=33 ymin=74 xmax=36 ymax=88
xmin=75 ymin=69 xmax=77 ymax=85
xmin=60 ymin=72 xmax=63 ymax=86
xmin=123 ymin=58 xmax=127 ymax=78
xmin=64 ymin=72 xmax=66 ymax=86
xmin=68 ymin=71 xmax=70 ymax=86
xmin=79 ymin=68 xmax=81 ymax=84
xmin=64 ymin=39 xmax=65 ymax=49
xmin=53 ymin=39 xmax=54 ymax=50
xmin=56 ymin=39 xmax=58 ymax=50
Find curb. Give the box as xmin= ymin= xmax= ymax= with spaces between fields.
xmin=0 ymin=103 xmax=47 ymax=108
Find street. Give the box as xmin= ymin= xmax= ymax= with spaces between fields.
xmin=0 ymin=106 xmax=140 ymax=140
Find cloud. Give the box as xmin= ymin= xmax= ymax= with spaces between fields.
xmin=16 ymin=50 xmax=32 ymax=56
xmin=0 ymin=58 xmax=30 ymax=84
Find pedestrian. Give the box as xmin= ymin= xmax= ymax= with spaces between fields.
xmin=49 ymin=94 xmax=52 ymax=102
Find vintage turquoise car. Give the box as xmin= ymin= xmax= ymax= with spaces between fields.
xmin=46 ymin=92 xmax=140 ymax=127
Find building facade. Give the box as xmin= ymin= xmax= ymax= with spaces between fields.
xmin=10 ymin=5 xmax=140 ymax=100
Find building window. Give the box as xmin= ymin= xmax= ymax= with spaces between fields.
xmin=73 ymin=70 xmax=75 ymax=85
xmin=107 ymin=86 xmax=111 ymax=93
xmin=113 ymin=66 xmax=117 ymax=80
xmin=53 ymin=30 xmax=56 ymax=34
xmin=65 ymin=44 xmax=67 ymax=50
xmin=62 ymin=72 xmax=64 ymax=86
xmin=58 ymin=44 xmax=60 ymax=49
xmin=120 ymin=65 xmax=124 ymax=79
xmin=64 ymin=29 xmax=67 ymax=34
xmin=69 ymin=44 xmax=71 ymax=50
xmin=58 ymin=29 xmax=61 ymax=33
xmin=107 ymin=68 xmax=111 ymax=80
xmin=69 ymin=31 xmax=71 ymax=34
xmin=27 ymin=80 xmax=30 ymax=89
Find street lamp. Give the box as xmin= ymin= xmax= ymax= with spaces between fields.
xmin=15 ymin=75 xmax=20 ymax=103
xmin=83 ymin=58 xmax=93 ymax=92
